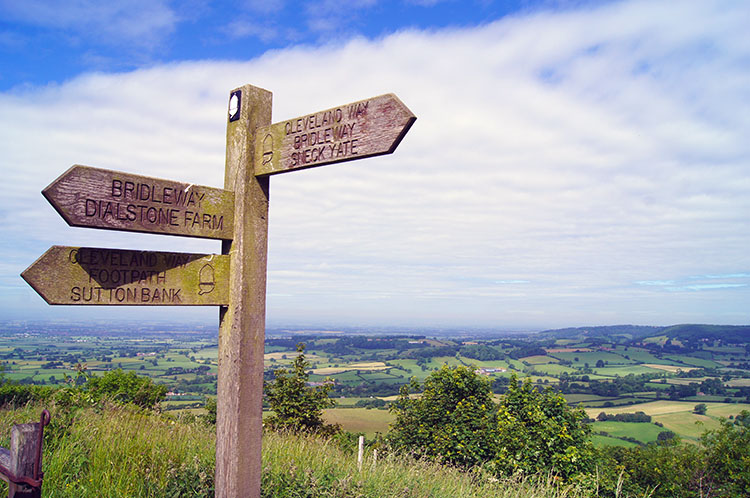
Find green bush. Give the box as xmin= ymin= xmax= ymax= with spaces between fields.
xmin=701 ymin=410 xmax=750 ymax=497
xmin=389 ymin=364 xmax=498 ymax=467
xmin=86 ymin=369 xmax=167 ymax=409
xmin=264 ymin=344 xmax=337 ymax=434
xmin=0 ymin=383 xmax=54 ymax=407
xmin=596 ymin=439 xmax=706 ymax=498
xmin=491 ymin=375 xmax=594 ymax=480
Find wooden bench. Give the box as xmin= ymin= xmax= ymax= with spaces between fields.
xmin=0 ymin=410 xmax=50 ymax=498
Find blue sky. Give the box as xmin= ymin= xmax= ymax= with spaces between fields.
xmin=0 ymin=0 xmax=557 ymax=90
xmin=1 ymin=0 xmax=749 ymax=330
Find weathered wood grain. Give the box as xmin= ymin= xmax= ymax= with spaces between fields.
xmin=43 ymin=165 xmax=234 ymax=239
xmin=254 ymin=93 xmax=415 ymax=176
xmin=21 ymin=246 xmax=229 ymax=306
xmin=216 ymin=85 xmax=271 ymax=498
xmin=9 ymin=424 xmax=39 ymax=498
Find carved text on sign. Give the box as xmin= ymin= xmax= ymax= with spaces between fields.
xmin=43 ymin=166 xmax=234 ymax=239
xmin=21 ymin=246 xmax=229 ymax=306
xmin=255 ymin=93 xmax=416 ymax=176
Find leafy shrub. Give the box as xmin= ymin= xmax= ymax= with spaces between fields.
xmin=388 ymin=364 xmax=498 ymax=468
xmin=264 ymin=344 xmax=338 ymax=434
xmin=491 ymin=375 xmax=594 ymax=480
xmin=596 ymin=439 xmax=707 ymax=498
xmin=701 ymin=410 xmax=750 ymax=497
xmin=596 ymin=411 xmax=651 ymax=423
xmin=0 ymin=383 xmax=53 ymax=407
xmin=86 ymin=369 xmax=167 ymax=409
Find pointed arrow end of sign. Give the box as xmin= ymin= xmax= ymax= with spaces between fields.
xmin=42 ymin=166 xmax=81 ymax=228
xmin=384 ymin=93 xmax=417 ymax=154
xmin=21 ymin=247 xmax=57 ymax=305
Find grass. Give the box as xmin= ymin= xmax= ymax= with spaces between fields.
xmin=0 ymin=403 xmax=215 ymax=497
xmin=0 ymin=402 xmax=616 ymax=498
xmin=262 ymin=431 xmax=601 ymax=498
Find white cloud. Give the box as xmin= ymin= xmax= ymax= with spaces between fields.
xmin=2 ymin=0 xmax=749 ymax=328
xmin=0 ymin=0 xmax=177 ymax=49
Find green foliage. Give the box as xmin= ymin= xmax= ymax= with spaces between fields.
xmin=492 ymin=375 xmax=594 ymax=480
xmin=459 ymin=344 xmax=503 ymax=361
xmin=85 ymin=369 xmax=167 ymax=409
xmin=596 ymin=411 xmax=651 ymax=423
xmin=262 ymin=430 xmax=596 ymax=498
xmin=203 ymin=397 xmax=217 ymax=425
xmin=594 ymin=413 xmax=750 ymax=498
xmin=657 ymin=430 xmax=676 ymax=442
xmin=389 ymin=364 xmax=498 ymax=468
xmin=595 ymin=439 xmax=707 ymax=498
xmin=701 ymin=410 xmax=750 ymax=497
xmin=264 ymin=343 xmax=337 ymax=434
xmin=0 ymin=383 xmax=54 ymax=407
xmin=693 ymin=403 xmax=708 ymax=415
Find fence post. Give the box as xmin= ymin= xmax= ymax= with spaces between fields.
xmin=8 ymin=424 xmax=40 ymax=498
xmin=357 ymin=435 xmax=364 ymax=471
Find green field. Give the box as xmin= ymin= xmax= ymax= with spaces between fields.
xmin=322 ymin=408 xmax=394 ymax=437
xmin=530 ymin=363 xmax=579 ymax=376
xmin=2 ymin=324 xmax=749 ymax=451
xmin=592 ymin=365 xmax=668 ymax=376
xmin=590 ymin=421 xmax=665 ymax=443
xmin=549 ymin=350 xmax=634 ymax=365
xmin=663 ymin=355 xmax=723 ymax=369
xmin=586 ymin=400 xmax=750 ymax=442
xmin=590 ymin=434 xmax=640 ymax=448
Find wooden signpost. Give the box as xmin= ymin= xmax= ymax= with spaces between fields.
xmin=21 ymin=246 xmax=229 ymax=306
xmin=254 ymin=93 xmax=415 ymax=176
xmin=22 ymin=83 xmax=415 ymax=498
xmin=43 ymin=165 xmax=234 ymax=239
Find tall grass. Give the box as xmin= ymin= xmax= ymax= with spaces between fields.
xmin=262 ymin=430 xmax=595 ymax=498
xmin=0 ymin=403 xmax=611 ymax=497
xmin=0 ymin=403 xmax=214 ymax=497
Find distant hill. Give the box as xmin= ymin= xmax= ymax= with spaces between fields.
xmin=539 ymin=323 xmax=750 ymax=344
xmin=538 ymin=325 xmax=661 ymax=341
xmin=658 ymin=324 xmax=750 ymax=343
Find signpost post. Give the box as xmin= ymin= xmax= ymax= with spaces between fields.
xmin=22 ymin=83 xmax=415 ymax=498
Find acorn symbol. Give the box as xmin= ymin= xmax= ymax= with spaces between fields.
xmin=262 ymin=133 xmax=274 ymax=165
xmin=198 ymin=264 xmax=215 ymax=295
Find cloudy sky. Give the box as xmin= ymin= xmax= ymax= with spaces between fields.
xmin=1 ymin=0 xmax=748 ymax=331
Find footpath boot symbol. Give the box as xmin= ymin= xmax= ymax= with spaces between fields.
xmin=199 ymin=264 xmax=215 ymax=295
